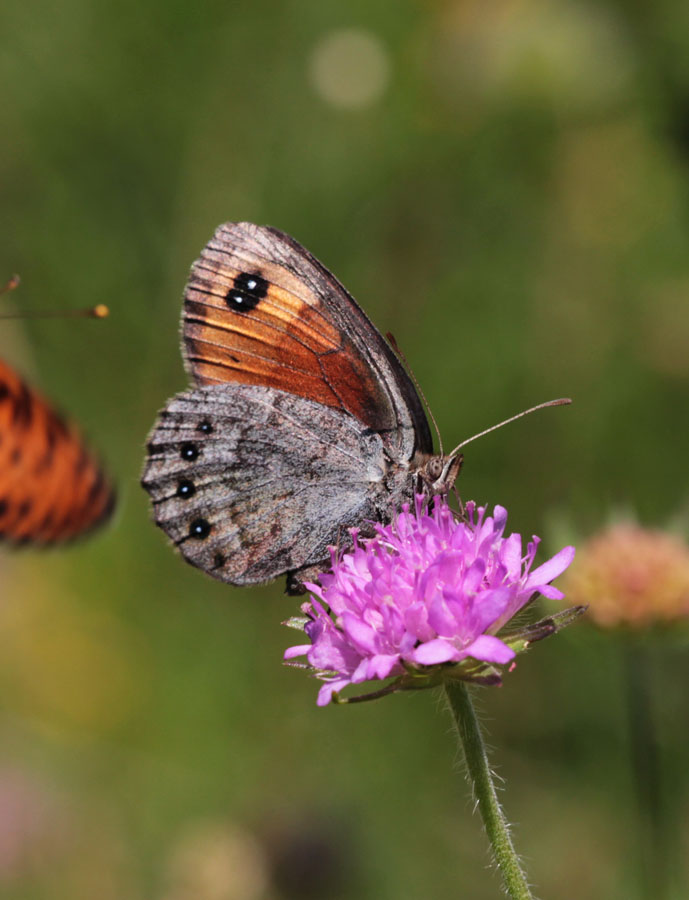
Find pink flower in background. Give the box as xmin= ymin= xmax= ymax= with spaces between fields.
xmin=285 ymin=497 xmax=576 ymax=705
xmin=563 ymin=522 xmax=689 ymax=628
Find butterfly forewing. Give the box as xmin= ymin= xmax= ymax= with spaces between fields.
xmin=182 ymin=222 xmax=433 ymax=462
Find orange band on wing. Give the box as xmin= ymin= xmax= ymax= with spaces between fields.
xmin=0 ymin=360 xmax=115 ymax=543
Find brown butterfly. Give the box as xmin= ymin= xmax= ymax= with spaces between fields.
xmin=142 ymin=222 xmax=466 ymax=591
xmin=0 ymin=358 xmax=115 ymax=543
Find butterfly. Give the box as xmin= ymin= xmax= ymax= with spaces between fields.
xmin=0 ymin=358 xmax=115 ymax=543
xmin=141 ymin=222 xmax=463 ymax=592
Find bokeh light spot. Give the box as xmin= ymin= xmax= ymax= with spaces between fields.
xmin=309 ymin=29 xmax=390 ymax=110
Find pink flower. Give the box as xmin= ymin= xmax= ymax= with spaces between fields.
xmin=562 ymin=523 xmax=689 ymax=628
xmin=285 ymin=497 xmax=576 ymax=705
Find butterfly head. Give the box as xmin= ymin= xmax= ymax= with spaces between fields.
xmin=418 ymin=452 xmax=463 ymax=496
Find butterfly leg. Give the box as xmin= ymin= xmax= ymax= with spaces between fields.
xmin=451 ymin=485 xmax=468 ymax=522
xmin=285 ymin=564 xmax=324 ymax=596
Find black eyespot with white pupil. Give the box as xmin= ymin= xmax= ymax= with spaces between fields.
xmin=189 ymin=518 xmax=211 ymax=539
xmin=177 ymin=479 xmax=196 ymax=499
xmin=180 ymin=442 xmax=199 ymax=461
xmin=225 ymin=271 xmax=268 ymax=312
xmin=197 ymin=420 xmax=213 ymax=434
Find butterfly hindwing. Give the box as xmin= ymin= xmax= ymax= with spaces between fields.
xmin=142 ymin=384 xmax=407 ymax=585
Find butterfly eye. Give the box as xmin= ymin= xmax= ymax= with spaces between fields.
xmin=426 ymin=457 xmax=444 ymax=480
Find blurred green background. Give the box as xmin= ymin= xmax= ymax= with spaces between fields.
xmin=2 ymin=0 xmax=689 ymax=897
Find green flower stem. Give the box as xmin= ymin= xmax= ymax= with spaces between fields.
xmin=444 ymin=681 xmax=534 ymax=900
xmin=623 ymin=643 xmax=668 ymax=899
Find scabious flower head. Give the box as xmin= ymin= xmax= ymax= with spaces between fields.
xmin=284 ymin=497 xmax=576 ymax=705
xmin=562 ymin=523 xmax=689 ymax=629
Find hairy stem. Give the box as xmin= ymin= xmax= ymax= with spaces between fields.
xmin=624 ymin=643 xmax=669 ymax=899
xmin=444 ymin=681 xmax=534 ymax=900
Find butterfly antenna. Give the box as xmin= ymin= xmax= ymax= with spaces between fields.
xmin=0 ymin=275 xmax=109 ymax=319
xmin=0 ymin=305 xmax=109 ymax=319
xmin=386 ymin=331 xmax=444 ymax=455
xmin=448 ymin=398 xmax=571 ymax=457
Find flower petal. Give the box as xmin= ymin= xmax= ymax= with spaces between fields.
xmin=341 ymin=612 xmax=378 ymax=654
xmin=317 ymin=678 xmax=350 ymax=706
xmin=284 ymin=644 xmax=311 ymax=660
xmin=412 ymin=638 xmax=460 ymax=665
xmin=500 ymin=533 xmax=523 ymax=578
xmin=525 ymin=545 xmax=575 ymax=589
xmin=367 ymin=654 xmax=401 ymax=680
xmin=463 ymin=634 xmax=515 ymax=664
xmin=537 ymin=584 xmax=565 ymax=600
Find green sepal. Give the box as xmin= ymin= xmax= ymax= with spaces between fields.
xmin=500 ymin=605 xmax=587 ymax=652
xmin=283 ymin=615 xmax=310 ymax=631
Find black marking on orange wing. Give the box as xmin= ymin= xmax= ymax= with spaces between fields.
xmin=12 ymin=383 xmax=33 ymax=426
xmin=0 ymin=360 xmax=115 ymax=545
xmin=225 ymin=272 xmax=268 ymax=312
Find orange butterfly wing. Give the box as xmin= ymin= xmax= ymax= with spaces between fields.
xmin=182 ymin=223 xmax=433 ymax=461
xmin=0 ymin=360 xmax=115 ymax=543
